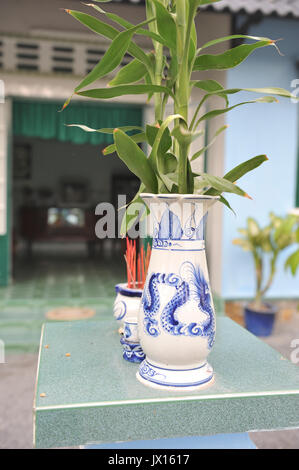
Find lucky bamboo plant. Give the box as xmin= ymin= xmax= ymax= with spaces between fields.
xmin=63 ymin=0 xmax=297 ymax=233
xmin=233 ymin=214 xmax=299 ymax=308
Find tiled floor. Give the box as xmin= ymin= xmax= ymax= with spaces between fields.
xmin=0 ymin=248 xmax=125 ymax=352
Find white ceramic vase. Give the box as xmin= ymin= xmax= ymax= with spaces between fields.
xmin=137 ymin=194 xmax=218 ymax=391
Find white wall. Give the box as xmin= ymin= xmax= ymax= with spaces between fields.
xmin=222 ymin=16 xmax=299 ymax=300
xmin=13 ymin=136 xmax=133 ymax=208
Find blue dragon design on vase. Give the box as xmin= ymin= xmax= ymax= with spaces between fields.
xmin=142 ymin=261 xmax=215 ymax=348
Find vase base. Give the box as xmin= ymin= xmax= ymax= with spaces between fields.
xmin=120 ymin=337 xmax=145 ymax=364
xmin=136 ymin=359 xmax=214 ymax=391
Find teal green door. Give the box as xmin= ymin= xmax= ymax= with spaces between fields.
xmin=0 ymin=100 xmax=12 ymax=286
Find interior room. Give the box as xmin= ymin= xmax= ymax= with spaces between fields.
xmin=10 ymin=99 xmax=142 ymax=297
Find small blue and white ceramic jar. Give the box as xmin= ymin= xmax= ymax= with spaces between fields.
xmin=113 ymin=283 xmax=143 ymax=328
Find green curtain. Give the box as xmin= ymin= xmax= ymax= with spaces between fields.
xmin=13 ymin=99 xmax=143 ymax=146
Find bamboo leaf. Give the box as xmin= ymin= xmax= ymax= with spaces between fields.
xmin=64 ymin=10 xmax=150 ymax=66
xmin=114 ymin=129 xmax=158 ymax=193
xmin=201 ymin=86 xmax=299 ymax=101
xmin=219 ymin=195 xmax=236 ymax=215
xmin=197 ymin=173 xmax=249 ymax=198
xmin=119 ymin=183 xmax=149 ymax=237
xmin=219 ymin=155 xmax=268 ymax=184
xmin=86 ymin=3 xmax=166 ymax=46
xmin=74 ymin=17 xmax=155 ymax=93
xmin=196 ymin=96 xmax=277 ymax=126
xmin=146 ymin=124 xmax=172 ymax=154
xmin=66 ymin=124 xmax=144 ymax=134
xmin=192 ymin=79 xmax=229 ymax=108
xmin=163 ymin=153 xmax=178 ymax=174
xmin=191 ymin=125 xmax=228 ymax=161
xmin=204 ymin=155 xmax=268 ymax=196
xmin=108 ymin=58 xmax=148 ymax=86
xmin=152 ymin=0 xmax=177 ymax=50
xmin=198 ymin=0 xmax=222 ymax=4
xmin=76 ymin=84 xmax=174 ymax=100
xmin=194 ymin=40 xmax=273 ymax=71
xmin=103 ymin=132 xmax=146 ymax=155
xmin=199 ymin=34 xmax=275 ymax=52
xmin=148 ymin=114 xmax=185 ymax=180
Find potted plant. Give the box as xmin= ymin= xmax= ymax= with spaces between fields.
xmin=233 ymin=214 xmax=298 ymax=336
xmin=63 ymin=0 xmax=297 ymax=389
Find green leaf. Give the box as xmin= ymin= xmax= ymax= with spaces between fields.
xmin=247 ymin=218 xmax=260 ymax=238
xmin=191 ymin=125 xmax=228 ymax=161
xmin=163 ymin=153 xmax=178 ymax=174
xmin=74 ymin=17 xmax=155 ymax=93
xmin=219 ymin=195 xmax=236 ymax=215
xmin=202 ymin=86 xmax=299 ymax=102
xmin=204 ymin=155 xmax=268 ymax=196
xmin=199 ymin=34 xmax=275 ymax=52
xmin=194 ymin=40 xmax=272 ymax=71
xmin=192 ymin=79 xmax=229 ymax=106
xmin=66 ymin=124 xmax=144 ymax=134
xmin=285 ymin=249 xmax=299 ymax=276
xmin=120 ymin=183 xmax=148 ymax=237
xmin=65 ymin=10 xmax=150 ymax=67
xmin=198 ymin=0 xmax=222 ymax=5
xmin=76 ymin=84 xmax=174 ymax=100
xmin=146 ymin=124 xmax=172 ymax=154
xmin=152 ymin=0 xmax=177 ymax=50
xmin=197 ymin=173 xmax=249 ymax=198
xmin=103 ymin=132 xmax=146 ymax=155
xmin=114 ymin=129 xmax=158 ymax=193
xmin=220 ymin=154 xmax=268 ymax=184
xmin=86 ymin=3 xmax=166 ymax=46
xmin=232 ymin=238 xmax=253 ymax=251
xmin=196 ymin=96 xmax=277 ymax=126
xmin=148 ymin=114 xmax=185 ymax=189
xmin=108 ymin=58 xmax=148 ymax=86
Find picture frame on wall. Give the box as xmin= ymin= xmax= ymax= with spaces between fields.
xmin=13 ymin=144 xmax=32 ymax=180
xmin=60 ymin=179 xmax=88 ymax=205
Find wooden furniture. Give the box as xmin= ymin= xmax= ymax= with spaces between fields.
xmin=33 ymin=317 xmax=299 ymax=448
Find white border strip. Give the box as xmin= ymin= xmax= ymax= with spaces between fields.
xmin=33 ymin=324 xmax=45 ymax=446
xmin=35 ymin=388 xmax=299 ymax=412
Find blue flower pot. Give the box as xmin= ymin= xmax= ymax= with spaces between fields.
xmin=244 ymin=304 xmax=277 ymax=337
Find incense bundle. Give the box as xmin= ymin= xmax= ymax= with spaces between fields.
xmin=125 ymin=237 xmax=151 ymax=289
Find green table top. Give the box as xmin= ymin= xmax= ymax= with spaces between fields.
xmin=34 ymin=317 xmax=299 ymax=448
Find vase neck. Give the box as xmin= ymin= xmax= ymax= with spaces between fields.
xmin=142 ymin=196 xmax=214 ymax=243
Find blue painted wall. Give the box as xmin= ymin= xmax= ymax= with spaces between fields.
xmin=222 ymin=16 xmax=299 ymax=299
